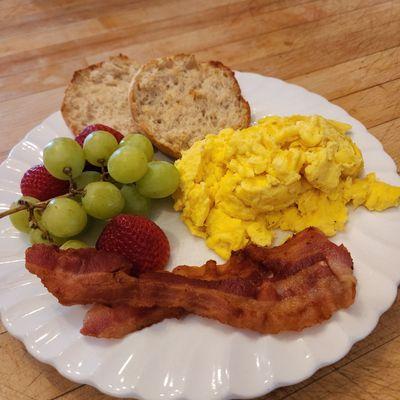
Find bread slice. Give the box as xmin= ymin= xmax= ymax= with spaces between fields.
xmin=62 ymin=54 xmax=140 ymax=135
xmin=129 ymin=54 xmax=251 ymax=158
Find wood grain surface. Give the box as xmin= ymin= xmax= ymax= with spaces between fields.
xmin=0 ymin=1 xmax=399 ymax=399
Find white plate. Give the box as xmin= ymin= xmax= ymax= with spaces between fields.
xmin=0 ymin=73 xmax=399 ymax=400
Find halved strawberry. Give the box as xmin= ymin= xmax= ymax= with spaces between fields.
xmin=96 ymin=215 xmax=170 ymax=273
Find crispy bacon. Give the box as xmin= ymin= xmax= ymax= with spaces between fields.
xmin=26 ymin=244 xmax=180 ymax=337
xmin=25 ymin=228 xmax=356 ymax=335
xmin=81 ymin=304 xmax=185 ymax=338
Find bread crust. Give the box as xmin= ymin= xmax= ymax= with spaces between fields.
xmin=207 ymin=59 xmax=251 ymax=127
xmin=129 ymin=54 xmax=251 ymax=159
xmin=62 ymin=54 xmax=140 ymax=136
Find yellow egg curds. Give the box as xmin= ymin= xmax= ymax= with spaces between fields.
xmin=174 ymin=115 xmax=400 ymax=259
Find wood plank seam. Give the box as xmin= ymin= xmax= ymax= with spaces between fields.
xmin=279 ymin=329 xmax=400 ymax=399
xmin=50 ymin=385 xmax=84 ymax=400
xmin=329 ymin=74 xmax=400 ymax=102
xmin=197 ymin=0 xmax=399 ymax=63
xmin=0 ymin=0 xmax=387 ymax=81
xmin=0 ymin=0 xmax=316 ymax=79
xmin=366 ymin=116 xmax=399 ymax=131
xmin=115 ymin=0 xmax=395 ymax=59
xmin=2 ymin=381 xmax=38 ymax=400
xmin=333 ymin=81 xmax=400 ymax=130
xmin=0 ymin=0 xmax=152 ymax=29
xmin=4 ymin=24 xmax=394 ymax=108
xmin=289 ymin=43 xmax=400 ymax=92
xmin=5 ymin=41 xmax=396 ymax=110
xmin=334 ymin=333 xmax=400 ymax=373
xmin=1 ymin=43 xmax=399 ymax=119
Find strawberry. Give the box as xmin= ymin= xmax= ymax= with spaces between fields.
xmin=96 ymin=215 xmax=170 ymax=273
xmin=75 ymin=124 xmax=124 ymax=147
xmin=20 ymin=164 xmax=70 ymax=201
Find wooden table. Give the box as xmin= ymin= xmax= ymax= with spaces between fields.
xmin=1 ymin=1 xmax=399 ymax=399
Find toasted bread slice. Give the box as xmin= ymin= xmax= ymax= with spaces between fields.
xmin=129 ymin=54 xmax=251 ymax=158
xmin=62 ymin=54 xmax=140 ymax=135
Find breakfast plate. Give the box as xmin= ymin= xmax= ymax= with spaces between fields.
xmin=1 ymin=72 xmax=400 ymax=400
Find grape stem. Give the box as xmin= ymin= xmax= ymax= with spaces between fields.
xmin=0 ymin=183 xmax=85 ymax=219
xmin=69 ymin=178 xmax=77 ymax=193
xmin=0 ymin=190 xmax=84 ymax=220
xmin=100 ymin=162 xmax=109 ymax=181
xmin=65 ymin=169 xmax=86 ymax=196
xmin=69 ymin=181 xmax=84 ymax=196
xmin=0 ymin=204 xmax=28 ymax=218
xmin=64 ymin=167 xmax=79 ymax=195
xmin=0 ymin=199 xmax=49 ymax=219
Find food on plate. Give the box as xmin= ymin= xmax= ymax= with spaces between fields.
xmin=174 ymin=115 xmax=400 ymax=259
xmin=26 ymin=228 xmax=356 ymax=336
xmin=344 ymin=172 xmax=400 ymax=211
xmin=61 ymin=53 xmax=250 ymax=158
xmin=9 ymin=196 xmax=39 ymax=233
xmin=5 ymin=126 xmax=179 ymax=246
xmin=20 ymin=165 xmax=70 ymax=201
xmin=41 ymin=197 xmax=87 ymax=238
xmin=43 ymin=137 xmax=85 ymax=180
xmin=29 ymin=228 xmax=54 ymax=245
xmin=129 ymin=54 xmax=251 ymax=158
xmin=120 ymin=185 xmax=151 ymax=216
xmin=119 ymin=133 xmax=154 ymax=161
xmin=136 ymin=161 xmax=180 ymax=198
xmin=75 ymin=124 xmax=124 ymax=147
xmin=96 ymin=214 xmax=170 ymax=273
xmin=62 ymin=55 xmax=140 ymax=135
xmin=28 ymin=227 xmax=66 ymax=246
xmin=81 ymin=304 xmax=185 ymax=338
xmin=82 ymin=181 xmax=125 ymax=220
xmin=107 ymin=145 xmax=148 ymax=184
xmin=60 ymin=240 xmax=89 ymax=250
xmin=83 ymin=130 xmax=119 ymax=167
xmin=74 ymin=171 xmax=102 ymax=190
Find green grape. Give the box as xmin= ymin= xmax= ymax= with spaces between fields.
xmin=43 ymin=137 xmax=85 ymax=180
xmin=29 ymin=228 xmax=52 ymax=245
xmin=60 ymin=240 xmax=89 ymax=250
xmin=82 ymin=182 xmax=124 ymax=220
xmin=74 ymin=171 xmax=102 ymax=190
xmin=9 ymin=196 xmax=39 ymax=233
xmin=136 ymin=161 xmax=180 ymax=198
xmin=120 ymin=185 xmax=151 ymax=216
xmin=120 ymin=133 xmax=154 ymax=161
xmin=28 ymin=227 xmax=66 ymax=246
xmin=41 ymin=197 xmax=87 ymax=238
xmin=107 ymin=146 xmax=148 ymax=184
xmin=83 ymin=131 xmax=118 ymax=167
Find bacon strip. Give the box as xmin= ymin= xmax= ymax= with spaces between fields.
xmin=26 ymin=244 xmax=180 ymax=336
xmin=81 ymin=304 xmax=185 ymax=338
xmin=25 ymin=228 xmax=356 ymax=335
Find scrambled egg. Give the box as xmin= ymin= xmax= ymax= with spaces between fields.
xmin=174 ymin=115 xmax=400 ymax=259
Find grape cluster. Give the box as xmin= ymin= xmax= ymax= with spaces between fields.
xmin=8 ymin=129 xmax=180 ymax=249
